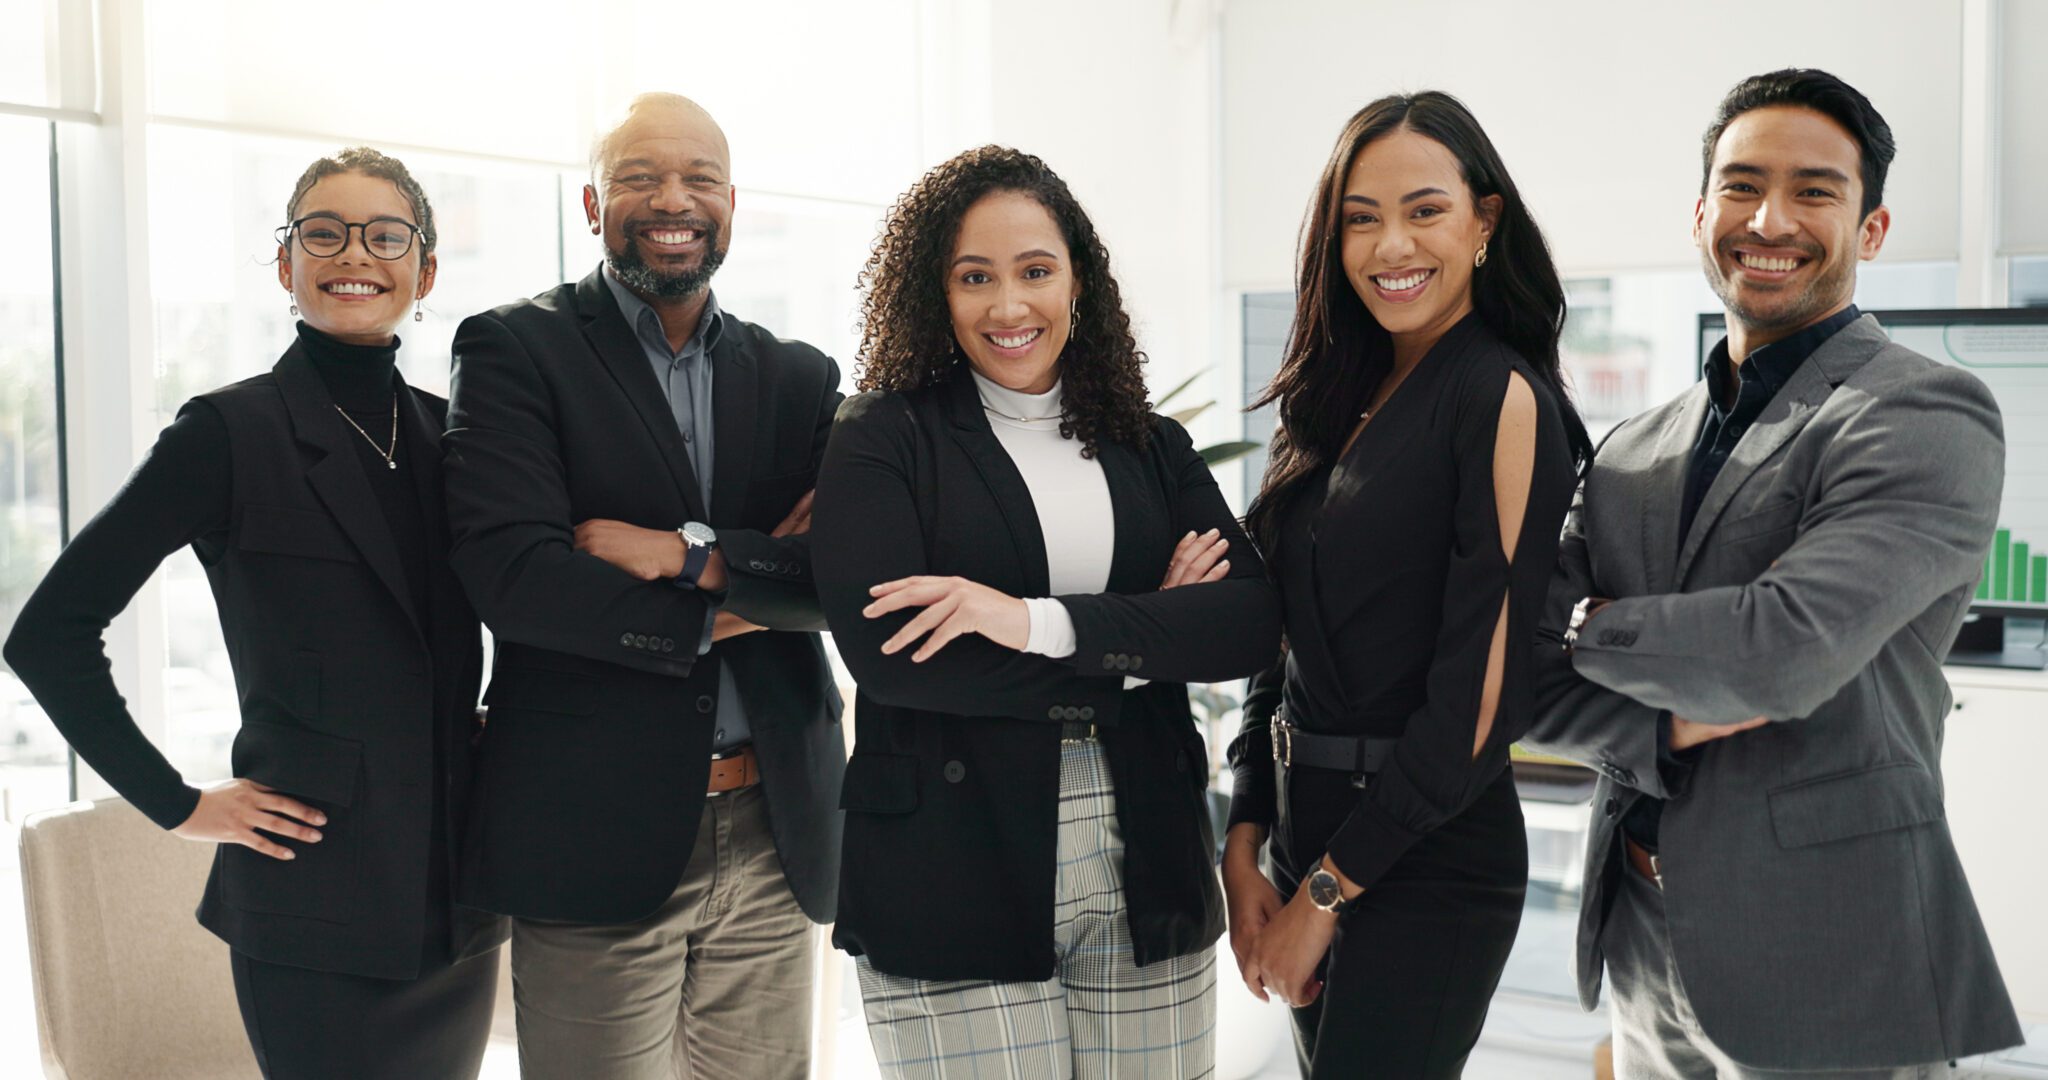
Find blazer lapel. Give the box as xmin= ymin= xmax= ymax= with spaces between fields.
xmin=708 ymin=319 xmax=757 ymax=526
xmin=574 ymin=269 xmax=708 ymax=522
xmin=1093 ymin=438 xmax=1160 ymax=595
xmin=1674 ymin=318 xmax=1885 ymax=585
xmin=942 ymin=370 xmax=1050 ymax=597
xmin=1637 ymin=386 xmax=1708 ymax=596
xmin=274 ymin=346 xmax=424 ymax=640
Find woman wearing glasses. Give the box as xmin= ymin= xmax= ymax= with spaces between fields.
xmin=5 ymin=147 xmax=504 ymax=1079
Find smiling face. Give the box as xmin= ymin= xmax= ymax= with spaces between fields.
xmin=946 ymin=190 xmax=1077 ymax=395
xmin=1338 ymin=128 xmax=1499 ymax=361
xmin=276 ymin=170 xmax=435 ymax=346
xmin=1695 ymin=105 xmax=1888 ymax=353
xmin=585 ymin=99 xmax=734 ymax=301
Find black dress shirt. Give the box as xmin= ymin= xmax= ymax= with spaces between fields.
xmin=1622 ymin=304 xmax=1862 ymax=851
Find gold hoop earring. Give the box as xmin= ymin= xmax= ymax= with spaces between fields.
xmin=1474 ymin=243 xmax=1489 ymax=268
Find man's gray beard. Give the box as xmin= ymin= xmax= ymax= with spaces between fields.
xmin=608 ymin=232 xmax=728 ymax=300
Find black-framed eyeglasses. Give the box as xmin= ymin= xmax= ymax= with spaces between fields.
xmin=276 ymin=214 xmax=424 ymax=261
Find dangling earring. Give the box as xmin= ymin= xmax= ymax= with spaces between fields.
xmin=1474 ymin=242 xmax=1489 ymax=268
xmin=414 ymin=299 xmax=425 ymax=323
xmin=289 ymin=302 xmax=299 ymax=317
xmin=1068 ymin=298 xmax=1080 ymax=344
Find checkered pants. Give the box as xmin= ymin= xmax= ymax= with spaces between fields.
xmin=856 ymin=740 xmax=1217 ymax=1079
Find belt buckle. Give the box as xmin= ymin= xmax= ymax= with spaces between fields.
xmin=1272 ymin=717 xmax=1294 ymax=768
xmin=1649 ymin=852 xmax=1663 ymax=890
xmin=1060 ymin=723 xmax=1097 ymax=745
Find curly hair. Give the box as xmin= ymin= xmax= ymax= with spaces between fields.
xmin=855 ymin=145 xmax=1150 ymax=456
xmin=284 ymin=146 xmax=438 ymax=258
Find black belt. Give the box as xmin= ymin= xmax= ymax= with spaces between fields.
xmin=1272 ymin=710 xmax=1398 ymax=775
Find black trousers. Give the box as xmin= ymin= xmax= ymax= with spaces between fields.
xmin=1272 ymin=764 xmax=1528 ymax=1079
xmin=229 ymin=944 xmax=499 ymax=1080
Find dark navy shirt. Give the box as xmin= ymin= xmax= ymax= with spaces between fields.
xmin=1623 ymin=305 xmax=1862 ymax=852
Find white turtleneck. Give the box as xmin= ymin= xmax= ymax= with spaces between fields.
xmin=971 ymin=369 xmax=1116 ymax=661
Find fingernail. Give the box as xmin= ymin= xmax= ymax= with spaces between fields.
xmin=1206 ymin=528 xmax=1220 ymax=537
xmin=312 ymin=814 xmax=327 ymax=826
xmin=1184 ymin=531 xmax=1195 ymax=540
xmin=282 ymin=850 xmax=295 ymax=860
xmin=308 ymin=832 xmax=323 ymax=843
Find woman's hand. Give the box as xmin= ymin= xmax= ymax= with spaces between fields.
xmin=172 ymin=778 xmax=325 ymax=861
xmin=1222 ymin=823 xmax=1285 ymax=1000
xmin=1248 ymin=877 xmax=1341 ymax=1008
xmin=864 ymin=576 xmax=1029 ymax=661
xmin=1159 ymin=529 xmax=1230 ymax=590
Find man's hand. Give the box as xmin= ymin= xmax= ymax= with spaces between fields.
xmin=863 ymin=576 xmax=1029 ymax=661
xmin=1160 ymin=529 xmax=1230 ymax=590
xmin=172 ymin=779 xmax=326 ymax=861
xmin=1670 ymin=713 xmax=1769 ymax=751
xmin=772 ymin=491 xmax=814 ymax=538
xmin=574 ymin=519 xmax=686 ymax=581
xmin=1222 ymin=823 xmax=1284 ymax=1000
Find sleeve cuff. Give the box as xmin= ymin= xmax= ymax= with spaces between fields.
xmin=140 ymin=783 xmax=206 ymax=833
xmin=1224 ymin=726 xmax=1277 ymax=829
xmin=1021 ymin=597 xmax=1078 ymax=658
xmin=1322 ymin=792 xmax=1424 ymax=891
xmin=693 ymin=600 xmax=721 ymax=658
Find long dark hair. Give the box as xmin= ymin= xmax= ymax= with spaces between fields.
xmin=1245 ymin=91 xmax=1592 ymax=549
xmin=855 ymin=145 xmax=1151 ymax=456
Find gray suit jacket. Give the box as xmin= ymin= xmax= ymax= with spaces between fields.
xmin=1522 ymin=315 xmax=2022 ymax=1069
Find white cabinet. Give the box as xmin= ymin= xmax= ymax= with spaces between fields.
xmin=1943 ymin=667 xmax=2048 ymax=1022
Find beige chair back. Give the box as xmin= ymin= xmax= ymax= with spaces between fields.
xmin=18 ymin=797 xmax=260 ymax=1079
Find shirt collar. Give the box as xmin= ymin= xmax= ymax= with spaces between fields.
xmin=601 ymin=261 xmax=723 ymax=358
xmin=1704 ymin=304 xmax=1860 ymax=407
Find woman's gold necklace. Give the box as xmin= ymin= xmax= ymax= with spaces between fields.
xmin=334 ymin=395 xmax=399 ymax=469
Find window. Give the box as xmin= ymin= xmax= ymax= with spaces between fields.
xmin=2013 ymin=255 xmax=2048 ymax=308
xmin=0 ymin=116 xmax=67 ymax=819
xmin=0 ymin=2 xmax=58 ymax=111
xmin=147 ymin=125 xmax=573 ymax=783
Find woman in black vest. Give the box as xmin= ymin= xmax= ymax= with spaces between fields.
xmin=4 ymin=147 xmax=504 ymax=1079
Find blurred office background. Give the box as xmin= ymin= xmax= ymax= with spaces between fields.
xmin=2 ymin=0 xmax=2044 ymax=1076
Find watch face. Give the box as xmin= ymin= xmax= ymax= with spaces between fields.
xmin=1308 ymin=870 xmax=1343 ymax=910
xmin=682 ymin=522 xmax=717 ymax=546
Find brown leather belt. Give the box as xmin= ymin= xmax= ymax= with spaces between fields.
xmin=707 ymin=745 xmax=761 ymax=795
xmin=1625 ymin=835 xmax=1663 ymax=889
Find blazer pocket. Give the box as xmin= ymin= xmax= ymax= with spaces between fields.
xmin=223 ymin=721 xmax=364 ymax=923
xmin=237 ymin=504 xmax=360 ymax=563
xmin=1716 ymin=498 xmax=1803 ymax=545
xmin=481 ymin=667 xmax=600 ymax=717
xmin=1767 ymin=762 xmax=1943 ymax=849
xmin=839 ymin=753 xmax=920 ymax=814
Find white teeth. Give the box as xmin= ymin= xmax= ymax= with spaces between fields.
xmin=324 ymin=282 xmax=384 ymax=296
xmin=988 ymin=329 xmax=1042 ymax=349
xmin=647 ymin=230 xmax=698 ymax=244
xmin=1739 ymin=254 xmax=1801 ymax=272
xmin=1374 ymin=270 xmax=1429 ymax=291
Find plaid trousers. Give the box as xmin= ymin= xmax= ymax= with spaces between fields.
xmin=856 ymin=739 xmax=1217 ymax=1079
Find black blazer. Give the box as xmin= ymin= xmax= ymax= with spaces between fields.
xmin=813 ymin=370 xmax=1283 ymax=982
xmin=5 ymin=346 xmax=504 ymax=980
xmin=444 ymin=267 xmax=845 ymax=924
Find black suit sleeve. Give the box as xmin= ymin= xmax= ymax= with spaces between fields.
xmin=2 ymin=402 xmax=231 ymax=830
xmin=1225 ymin=653 xmax=1284 ymax=830
xmin=1056 ymin=418 xmax=1282 ymax=683
xmin=717 ymin=357 xmax=843 ymax=632
xmin=443 ymin=312 xmax=710 ymax=675
xmin=813 ymin=393 xmax=1122 ymax=723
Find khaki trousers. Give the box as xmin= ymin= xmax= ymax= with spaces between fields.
xmin=511 ymin=783 xmax=814 ymax=1080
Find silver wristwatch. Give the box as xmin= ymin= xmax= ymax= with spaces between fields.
xmin=1562 ymin=595 xmax=1595 ymax=654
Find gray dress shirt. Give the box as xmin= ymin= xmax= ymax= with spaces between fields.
xmin=603 ymin=266 xmax=752 ymax=751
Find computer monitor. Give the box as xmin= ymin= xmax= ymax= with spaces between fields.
xmin=1698 ymin=308 xmax=2048 ymax=666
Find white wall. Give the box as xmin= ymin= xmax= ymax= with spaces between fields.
xmin=978 ymin=0 xmax=1229 ymax=447
xmin=1219 ymin=0 xmax=1967 ymax=286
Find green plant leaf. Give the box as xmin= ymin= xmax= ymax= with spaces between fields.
xmin=1168 ymin=401 xmax=1215 ymax=426
xmin=1154 ymin=369 xmax=1207 ymax=409
xmin=1198 ymin=440 xmax=1263 ymax=467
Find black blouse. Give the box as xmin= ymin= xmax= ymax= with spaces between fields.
xmin=1227 ymin=313 xmax=1577 ymax=889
